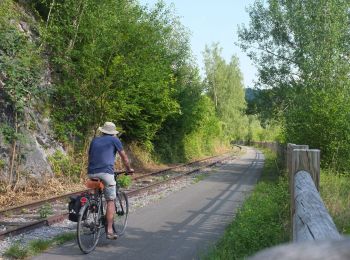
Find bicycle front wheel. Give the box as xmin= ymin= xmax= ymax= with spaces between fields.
xmin=77 ymin=201 xmax=102 ymax=254
xmin=113 ymin=191 xmax=129 ymax=235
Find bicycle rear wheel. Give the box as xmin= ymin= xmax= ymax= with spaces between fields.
xmin=113 ymin=191 xmax=129 ymax=235
xmin=77 ymin=201 xmax=102 ymax=254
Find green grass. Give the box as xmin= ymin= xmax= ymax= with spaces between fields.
xmin=203 ymin=149 xmax=289 ymax=260
xmin=117 ymin=175 xmax=132 ymax=188
xmin=38 ymin=202 xmax=53 ymax=219
xmin=3 ymin=243 xmax=28 ymax=259
xmin=28 ymin=240 xmax=51 ymax=255
xmin=192 ymin=174 xmax=208 ymax=183
xmin=3 ymin=232 xmax=75 ymax=259
xmin=320 ymin=169 xmax=350 ymax=234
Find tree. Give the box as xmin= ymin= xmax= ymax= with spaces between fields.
xmin=238 ymin=0 xmax=350 ymax=170
xmin=203 ymin=43 xmax=248 ymax=141
xmin=42 ymin=0 xmax=190 ymax=148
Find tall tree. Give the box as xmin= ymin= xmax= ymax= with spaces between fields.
xmin=238 ymin=0 xmax=350 ymax=170
xmin=42 ymin=0 xmax=190 ymax=147
xmin=203 ymin=43 xmax=248 ymax=140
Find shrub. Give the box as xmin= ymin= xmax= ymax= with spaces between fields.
xmin=117 ymin=175 xmax=132 ymax=188
xmin=47 ymin=150 xmax=81 ymax=182
xmin=38 ymin=202 xmax=53 ymax=218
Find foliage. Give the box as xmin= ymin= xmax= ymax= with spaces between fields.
xmin=3 ymin=242 xmax=28 ymax=259
xmin=47 ymin=150 xmax=81 ymax=182
xmin=38 ymin=202 xmax=53 ymax=218
xmin=117 ymin=175 xmax=132 ymax=188
xmin=0 ymin=159 xmax=5 ymax=169
xmin=27 ymin=239 xmax=51 ymax=254
xmin=29 ymin=0 xmax=241 ymax=163
xmin=238 ymin=0 xmax=350 ymax=171
xmin=203 ymin=43 xmax=248 ymax=141
xmin=37 ymin=0 xmax=189 ymax=146
xmin=320 ymin=169 xmax=350 ymax=234
xmin=182 ymin=96 xmax=224 ymax=160
xmin=0 ymin=0 xmax=43 ymax=116
xmin=53 ymin=232 xmax=76 ymax=244
xmin=0 ymin=123 xmax=16 ymax=144
xmin=204 ymin=149 xmax=289 ymax=259
xmin=3 ymin=232 xmax=75 ymax=259
xmin=153 ymin=64 xmax=225 ymax=162
xmin=192 ymin=173 xmax=207 ymax=184
xmin=2 ymin=0 xmax=249 ymax=174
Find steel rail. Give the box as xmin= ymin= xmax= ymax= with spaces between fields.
xmin=0 ymin=149 xmax=241 ymax=240
xmin=0 ymin=149 xmax=240 ymax=216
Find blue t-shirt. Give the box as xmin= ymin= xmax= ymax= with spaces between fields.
xmin=88 ymin=135 xmax=123 ymax=174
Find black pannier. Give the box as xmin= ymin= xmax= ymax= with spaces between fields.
xmin=68 ymin=195 xmax=86 ymax=222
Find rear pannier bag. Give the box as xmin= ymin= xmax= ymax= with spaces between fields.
xmin=68 ymin=195 xmax=85 ymax=222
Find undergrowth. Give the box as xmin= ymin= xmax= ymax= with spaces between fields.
xmin=0 ymin=177 xmax=84 ymax=208
xmin=204 ymin=148 xmax=289 ymax=260
xmin=320 ymin=169 xmax=350 ymax=234
xmin=117 ymin=175 xmax=132 ymax=188
xmin=3 ymin=232 xmax=75 ymax=259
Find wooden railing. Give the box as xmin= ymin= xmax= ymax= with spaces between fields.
xmin=246 ymin=142 xmax=348 ymax=259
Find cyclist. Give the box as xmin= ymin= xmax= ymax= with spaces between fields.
xmin=88 ymin=121 xmax=134 ymax=240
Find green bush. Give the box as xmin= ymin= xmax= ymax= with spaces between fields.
xmin=47 ymin=150 xmax=81 ymax=182
xmin=38 ymin=202 xmax=53 ymax=218
xmin=117 ymin=175 xmax=132 ymax=188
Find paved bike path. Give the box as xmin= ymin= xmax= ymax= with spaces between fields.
xmin=32 ymin=147 xmax=264 ymax=260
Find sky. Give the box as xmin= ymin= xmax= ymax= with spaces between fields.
xmin=138 ymin=0 xmax=258 ymax=88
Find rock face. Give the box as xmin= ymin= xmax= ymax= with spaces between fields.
xmin=0 ymin=8 xmax=64 ymax=184
xmin=0 ymin=69 xmax=63 ymax=182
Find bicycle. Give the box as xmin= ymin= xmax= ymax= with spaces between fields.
xmin=76 ymin=171 xmax=130 ymax=254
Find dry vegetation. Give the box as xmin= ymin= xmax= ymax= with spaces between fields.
xmin=0 ymin=177 xmax=85 ymax=208
xmin=0 ymin=146 xmax=238 ymax=210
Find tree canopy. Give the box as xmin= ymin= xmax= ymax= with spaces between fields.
xmin=239 ymin=0 xmax=350 ymax=170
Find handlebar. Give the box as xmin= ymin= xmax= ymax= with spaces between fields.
xmin=114 ymin=170 xmax=134 ymax=176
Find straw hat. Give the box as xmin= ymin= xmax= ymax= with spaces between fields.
xmin=98 ymin=122 xmax=119 ymax=135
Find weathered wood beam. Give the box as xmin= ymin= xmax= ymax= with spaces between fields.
xmin=294 ymin=170 xmax=340 ymax=242
xmin=288 ymin=146 xmax=311 ymax=233
xmin=249 ymin=237 xmax=350 ymax=260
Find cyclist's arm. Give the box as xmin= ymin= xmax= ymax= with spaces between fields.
xmin=117 ymin=150 xmax=134 ymax=173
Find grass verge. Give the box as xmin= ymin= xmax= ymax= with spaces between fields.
xmin=203 ymin=148 xmax=290 ymax=260
xmin=3 ymin=232 xmax=75 ymax=259
xmin=320 ymin=169 xmax=350 ymax=234
xmin=192 ymin=173 xmax=208 ymax=184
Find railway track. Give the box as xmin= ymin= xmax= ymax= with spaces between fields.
xmin=0 ymin=147 xmax=242 ymax=240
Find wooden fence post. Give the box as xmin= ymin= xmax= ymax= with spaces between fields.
xmin=291 ymin=149 xmax=320 ymax=189
xmin=287 ymin=145 xmax=309 ymax=226
xmin=287 ymin=144 xmax=309 ymax=176
xmin=290 ymin=149 xmax=320 ymax=234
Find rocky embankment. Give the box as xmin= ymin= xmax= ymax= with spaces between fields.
xmin=0 ymin=3 xmax=63 ymax=186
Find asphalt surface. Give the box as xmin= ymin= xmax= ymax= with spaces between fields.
xmin=32 ymin=147 xmax=264 ymax=260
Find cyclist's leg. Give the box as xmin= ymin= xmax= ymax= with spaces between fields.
xmin=88 ymin=172 xmax=117 ymax=238
xmin=106 ymin=200 xmax=115 ymax=234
